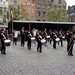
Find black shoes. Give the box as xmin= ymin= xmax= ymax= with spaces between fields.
xmin=68 ymin=54 xmax=74 ymax=56
xmin=1 ymin=52 xmax=6 ymax=54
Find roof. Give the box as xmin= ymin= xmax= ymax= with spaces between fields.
xmin=13 ymin=20 xmax=75 ymax=25
xmin=0 ymin=25 xmax=8 ymax=28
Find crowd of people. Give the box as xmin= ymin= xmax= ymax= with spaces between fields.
xmin=12 ymin=27 xmax=75 ymax=56
xmin=0 ymin=27 xmax=75 ymax=56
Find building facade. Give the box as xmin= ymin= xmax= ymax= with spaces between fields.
xmin=53 ymin=0 xmax=66 ymax=9
xmin=34 ymin=0 xmax=53 ymax=21
xmin=0 ymin=0 xmax=8 ymax=24
xmin=8 ymin=0 xmax=67 ymax=21
xmin=9 ymin=0 xmax=36 ymax=21
xmin=67 ymin=5 xmax=75 ymax=22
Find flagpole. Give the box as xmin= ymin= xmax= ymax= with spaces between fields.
xmin=12 ymin=18 xmax=13 ymax=41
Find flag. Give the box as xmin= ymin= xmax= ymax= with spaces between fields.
xmin=70 ymin=15 xmax=74 ymax=22
xmin=70 ymin=13 xmax=74 ymax=22
xmin=6 ymin=11 xmax=9 ymax=20
xmin=10 ymin=10 xmax=13 ymax=21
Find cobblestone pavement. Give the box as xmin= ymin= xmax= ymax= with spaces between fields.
xmin=0 ymin=41 xmax=75 ymax=75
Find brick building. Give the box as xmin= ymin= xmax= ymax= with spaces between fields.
xmin=8 ymin=0 xmax=66 ymax=21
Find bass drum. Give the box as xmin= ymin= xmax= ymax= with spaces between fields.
xmin=4 ymin=39 xmax=11 ymax=46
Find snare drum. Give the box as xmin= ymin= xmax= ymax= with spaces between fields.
xmin=55 ymin=38 xmax=60 ymax=42
xmin=41 ymin=39 xmax=46 ymax=44
xmin=4 ymin=39 xmax=11 ymax=46
xmin=46 ymin=36 xmax=50 ymax=39
xmin=31 ymin=37 xmax=35 ymax=41
xmin=62 ymin=36 xmax=65 ymax=40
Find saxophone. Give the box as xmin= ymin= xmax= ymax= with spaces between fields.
xmin=69 ymin=34 xmax=74 ymax=45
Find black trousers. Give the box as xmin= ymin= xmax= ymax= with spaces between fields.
xmin=53 ymin=39 xmax=56 ymax=48
xmin=13 ymin=38 xmax=17 ymax=45
xmin=27 ymin=40 xmax=31 ymax=49
xmin=37 ymin=42 xmax=42 ymax=52
xmin=21 ymin=37 xmax=25 ymax=46
xmin=1 ymin=43 xmax=6 ymax=54
xmin=60 ymin=38 xmax=63 ymax=46
xmin=68 ymin=43 xmax=74 ymax=55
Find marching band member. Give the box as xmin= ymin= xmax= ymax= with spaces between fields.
xmin=0 ymin=30 xmax=7 ymax=54
xmin=52 ymin=32 xmax=57 ymax=49
xmin=20 ymin=27 xmax=25 ymax=47
xmin=58 ymin=32 xmax=63 ymax=46
xmin=49 ymin=30 xmax=52 ymax=44
xmin=36 ymin=33 xmax=42 ymax=52
xmin=65 ymin=30 xmax=70 ymax=51
xmin=32 ymin=28 xmax=37 ymax=44
xmin=68 ymin=32 xmax=75 ymax=56
xmin=27 ymin=31 xmax=32 ymax=50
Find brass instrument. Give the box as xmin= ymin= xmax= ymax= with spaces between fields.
xmin=69 ymin=34 xmax=74 ymax=45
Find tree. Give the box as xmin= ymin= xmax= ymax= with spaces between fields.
xmin=20 ymin=6 xmax=31 ymax=20
xmin=9 ymin=4 xmax=30 ymax=20
xmin=46 ymin=8 xmax=68 ymax=22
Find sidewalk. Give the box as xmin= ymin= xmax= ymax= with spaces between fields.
xmin=0 ymin=41 xmax=75 ymax=75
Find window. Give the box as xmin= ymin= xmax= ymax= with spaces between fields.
xmin=14 ymin=0 xmax=17 ymax=4
xmin=27 ymin=2 xmax=30 ymax=5
xmin=37 ymin=19 xmax=40 ymax=21
xmin=48 ymin=4 xmax=51 ymax=9
xmin=54 ymin=5 xmax=57 ymax=8
xmin=31 ymin=16 xmax=34 ymax=20
xmin=63 ymin=6 xmax=66 ymax=9
xmin=43 ymin=11 xmax=46 ymax=17
xmin=74 ymin=7 xmax=75 ymax=10
xmin=32 ymin=8 xmax=34 ymax=13
xmin=37 ymin=3 xmax=41 ymax=8
xmin=58 ymin=0 xmax=61 ymax=4
xmin=58 ymin=5 xmax=61 ymax=8
xmin=37 ymin=11 xmax=41 ymax=16
xmin=71 ymin=7 xmax=73 ymax=11
xmin=43 ymin=4 xmax=46 ymax=8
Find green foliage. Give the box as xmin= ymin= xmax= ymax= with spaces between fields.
xmin=9 ymin=4 xmax=30 ymax=20
xmin=46 ymin=8 xmax=68 ymax=22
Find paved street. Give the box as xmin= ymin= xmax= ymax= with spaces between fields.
xmin=0 ymin=41 xmax=75 ymax=75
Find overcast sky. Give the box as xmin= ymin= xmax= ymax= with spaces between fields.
xmin=65 ymin=0 xmax=75 ymax=9
xmin=66 ymin=0 xmax=75 ymax=6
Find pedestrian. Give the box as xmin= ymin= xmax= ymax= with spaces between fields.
xmin=13 ymin=30 xmax=18 ymax=45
